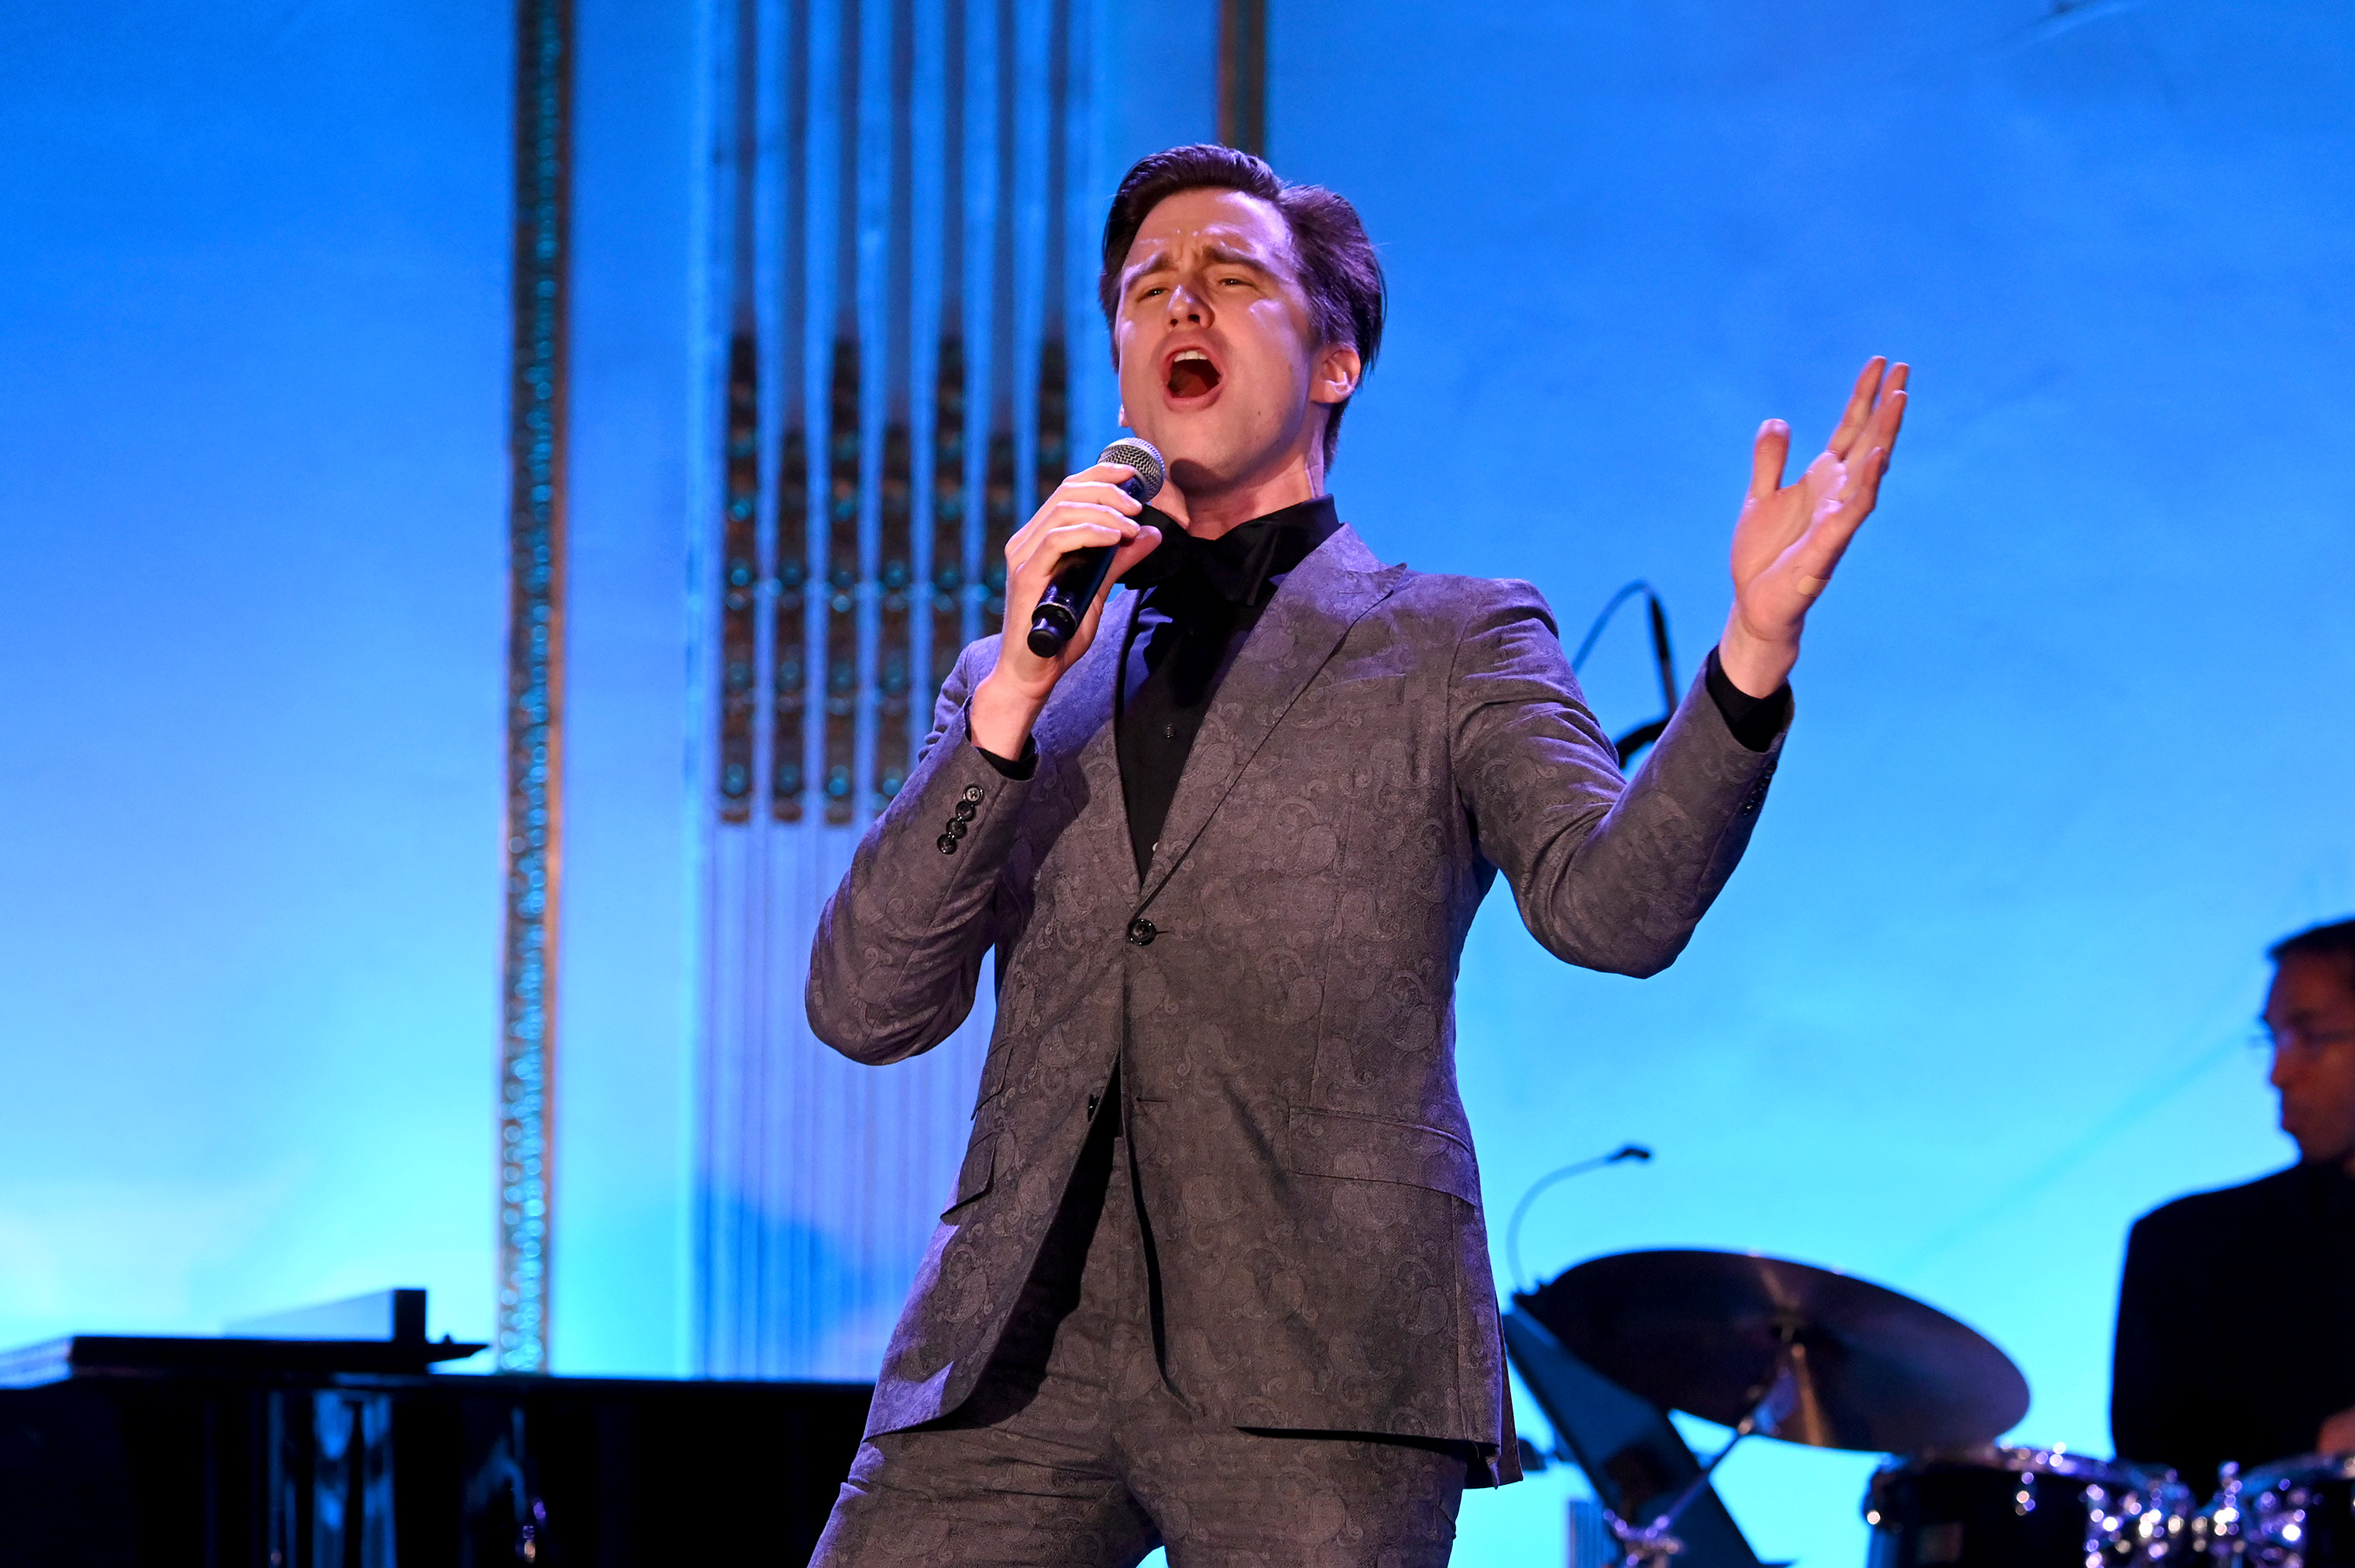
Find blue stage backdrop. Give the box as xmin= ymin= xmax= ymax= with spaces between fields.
xmin=0 ymin=0 xmax=517 ymax=1364
xmin=2 ymin=3 xmax=2350 ymax=1565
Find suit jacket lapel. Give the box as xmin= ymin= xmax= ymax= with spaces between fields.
xmin=1031 ymin=591 xmax=1140 ymax=908
xmin=1136 ymin=524 xmax=1400 ymax=910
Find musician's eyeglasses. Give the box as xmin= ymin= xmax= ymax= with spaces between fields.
xmin=2253 ymin=1026 xmax=2355 ymax=1061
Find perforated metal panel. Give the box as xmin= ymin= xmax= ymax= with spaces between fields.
xmin=694 ymin=0 xmax=1100 ymax=1379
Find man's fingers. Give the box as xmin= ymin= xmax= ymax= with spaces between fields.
xmin=1749 ymin=419 xmax=1791 ymax=501
xmin=1842 ymin=382 xmax=1904 ymax=504
xmin=1039 ymin=523 xmax=1163 ymax=669
xmin=1005 ymin=468 xmax=1152 ymax=560
xmin=1873 ymin=383 xmax=1909 ymax=464
xmin=1068 ymin=465 xmax=1150 ymax=502
xmin=1010 ymin=512 xmax=1138 ymax=581
xmin=1740 ymin=361 xmax=1906 ymax=629
xmin=1832 ymin=372 xmax=1904 ymax=494
xmin=1076 ymin=527 xmax=1164 ymax=631
xmin=1794 ymin=443 xmax=1888 ymax=573
xmin=1826 ymin=356 xmax=1887 ymax=457
xmin=1787 ymin=501 xmax=1867 ymax=594
xmin=1052 ymin=480 xmax=1145 ymax=515
xmin=1113 ymin=522 xmax=1163 ymax=573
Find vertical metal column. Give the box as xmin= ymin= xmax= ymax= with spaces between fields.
xmin=1218 ymin=0 xmax=1266 ymax=158
xmin=719 ymin=0 xmax=764 ymax=824
xmin=773 ymin=0 xmax=814 ymax=824
xmin=926 ymin=0 xmax=969 ymax=699
xmin=499 ymin=0 xmax=572 ymax=1375
xmin=870 ymin=0 xmax=918 ymax=814
xmin=1032 ymin=0 xmax=1071 ymax=512
xmin=977 ymin=0 xmax=1018 ymax=636
xmin=820 ymin=0 xmax=864 ymax=825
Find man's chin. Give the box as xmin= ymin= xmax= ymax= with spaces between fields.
xmin=2286 ymin=1123 xmax=2355 ymax=1167
xmin=1129 ymin=418 xmax=1269 ymax=490
xmin=1164 ymin=452 xmax=1242 ymax=497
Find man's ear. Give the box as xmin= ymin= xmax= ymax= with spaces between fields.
xmin=1311 ymin=343 xmax=1362 ymax=407
xmin=1112 ymin=332 xmax=1130 ymax=428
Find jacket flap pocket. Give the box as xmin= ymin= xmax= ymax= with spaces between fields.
xmin=942 ymin=1132 xmax=996 ymax=1217
xmin=1287 ymin=1107 xmax=1479 ymax=1204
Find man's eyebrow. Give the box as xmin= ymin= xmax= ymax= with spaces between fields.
xmin=1122 ymin=248 xmax=1175 ymax=285
xmin=1198 ymin=244 xmax=1276 ymax=272
xmin=1122 ymin=242 xmax=1281 ymax=287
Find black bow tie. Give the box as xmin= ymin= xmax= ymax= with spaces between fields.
xmin=1119 ymin=496 xmax=1341 ymax=607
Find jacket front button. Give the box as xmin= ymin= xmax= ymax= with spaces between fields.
xmin=1126 ymin=917 xmax=1157 ymax=946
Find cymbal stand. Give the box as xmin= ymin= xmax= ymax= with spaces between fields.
xmin=1605 ymin=1329 xmax=1806 ymax=1568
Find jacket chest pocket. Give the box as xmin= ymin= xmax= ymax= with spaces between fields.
xmin=942 ymin=1131 xmax=996 ymax=1219
xmin=1286 ymin=1105 xmax=1480 ymax=1205
xmin=944 ymin=1085 xmax=1006 ymax=1218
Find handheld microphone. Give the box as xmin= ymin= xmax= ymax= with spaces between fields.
xmin=1025 ymin=436 xmax=1166 ymax=659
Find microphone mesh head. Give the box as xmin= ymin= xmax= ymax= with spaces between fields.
xmin=1097 ymin=436 xmax=1165 ymax=501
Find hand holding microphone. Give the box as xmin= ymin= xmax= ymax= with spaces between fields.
xmin=968 ymin=437 xmax=1167 ymax=759
xmin=1027 ymin=436 xmax=1166 ymax=657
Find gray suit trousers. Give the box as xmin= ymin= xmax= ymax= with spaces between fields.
xmin=810 ymin=1099 xmax=1470 ymax=1567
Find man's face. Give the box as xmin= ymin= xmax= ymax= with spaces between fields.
xmin=1111 ymin=187 xmax=1356 ymax=502
xmin=2266 ymin=952 xmax=2355 ymax=1166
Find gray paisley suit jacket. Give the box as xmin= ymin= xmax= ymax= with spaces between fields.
xmin=805 ymin=523 xmax=1784 ymax=1473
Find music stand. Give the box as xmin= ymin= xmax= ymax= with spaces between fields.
xmin=1503 ymin=1304 xmax=1767 ymax=1568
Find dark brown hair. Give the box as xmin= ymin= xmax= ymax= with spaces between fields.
xmin=2273 ymin=918 xmax=2355 ymax=990
xmin=1097 ymin=144 xmax=1385 ymax=468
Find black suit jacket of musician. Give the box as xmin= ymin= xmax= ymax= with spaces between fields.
xmin=805 ymin=524 xmax=1786 ymax=1477
xmin=2112 ymin=1159 xmax=2355 ymax=1496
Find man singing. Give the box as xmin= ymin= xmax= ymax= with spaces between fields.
xmin=2113 ymin=918 xmax=2355 ymax=1497
xmin=806 ymin=144 xmax=1905 ymax=1566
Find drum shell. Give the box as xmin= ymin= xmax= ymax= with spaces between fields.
xmin=1864 ymin=1452 xmax=2140 ymax=1568
xmin=2238 ymin=1454 xmax=2355 ymax=1567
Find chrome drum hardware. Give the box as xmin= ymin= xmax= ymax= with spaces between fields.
xmin=1864 ymin=1447 xmax=2166 ymax=1567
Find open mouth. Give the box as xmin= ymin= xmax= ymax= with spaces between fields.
xmin=1166 ymin=348 xmax=1222 ymax=400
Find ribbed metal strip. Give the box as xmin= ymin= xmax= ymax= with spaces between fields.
xmin=498 ymin=0 xmax=573 ymax=1375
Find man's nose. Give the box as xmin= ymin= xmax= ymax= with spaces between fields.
xmin=2271 ymin=1048 xmax=2299 ymax=1090
xmin=1163 ymin=283 xmax=1207 ymax=326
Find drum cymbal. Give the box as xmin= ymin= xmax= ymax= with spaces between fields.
xmin=1518 ymin=1249 xmax=2028 ymax=1454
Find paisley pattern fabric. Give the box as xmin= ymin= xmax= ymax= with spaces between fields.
xmin=810 ymin=1108 xmax=1467 ymax=1567
xmin=806 ymin=523 xmax=1786 ymax=1465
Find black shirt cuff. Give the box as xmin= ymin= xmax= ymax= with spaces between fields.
xmin=973 ymin=734 xmax=1039 ymax=779
xmin=1703 ymin=647 xmax=1791 ymax=753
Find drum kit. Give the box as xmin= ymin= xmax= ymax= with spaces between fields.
xmin=1510 ymin=1249 xmax=2355 ymax=1567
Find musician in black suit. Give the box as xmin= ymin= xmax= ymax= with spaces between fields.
xmin=2112 ymin=918 xmax=2355 ymax=1497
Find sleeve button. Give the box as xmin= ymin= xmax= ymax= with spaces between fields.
xmin=962 ymin=784 xmax=984 ymax=804
xmin=948 ymin=819 xmax=969 ymax=839
xmin=937 ymin=834 xmax=958 ymax=855
xmin=954 ymin=800 xmax=977 ymax=822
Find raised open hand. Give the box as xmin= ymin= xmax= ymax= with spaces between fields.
xmin=1717 ymin=357 xmax=1908 ymax=697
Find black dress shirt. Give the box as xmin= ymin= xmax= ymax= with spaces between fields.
xmin=977 ymin=496 xmax=1791 ymax=873
xmin=2112 ymin=1161 xmax=2355 ymax=1496
xmin=1114 ymin=497 xmax=1343 ymax=877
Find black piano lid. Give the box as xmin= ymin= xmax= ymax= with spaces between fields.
xmin=0 ymin=1333 xmax=488 ymax=1389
